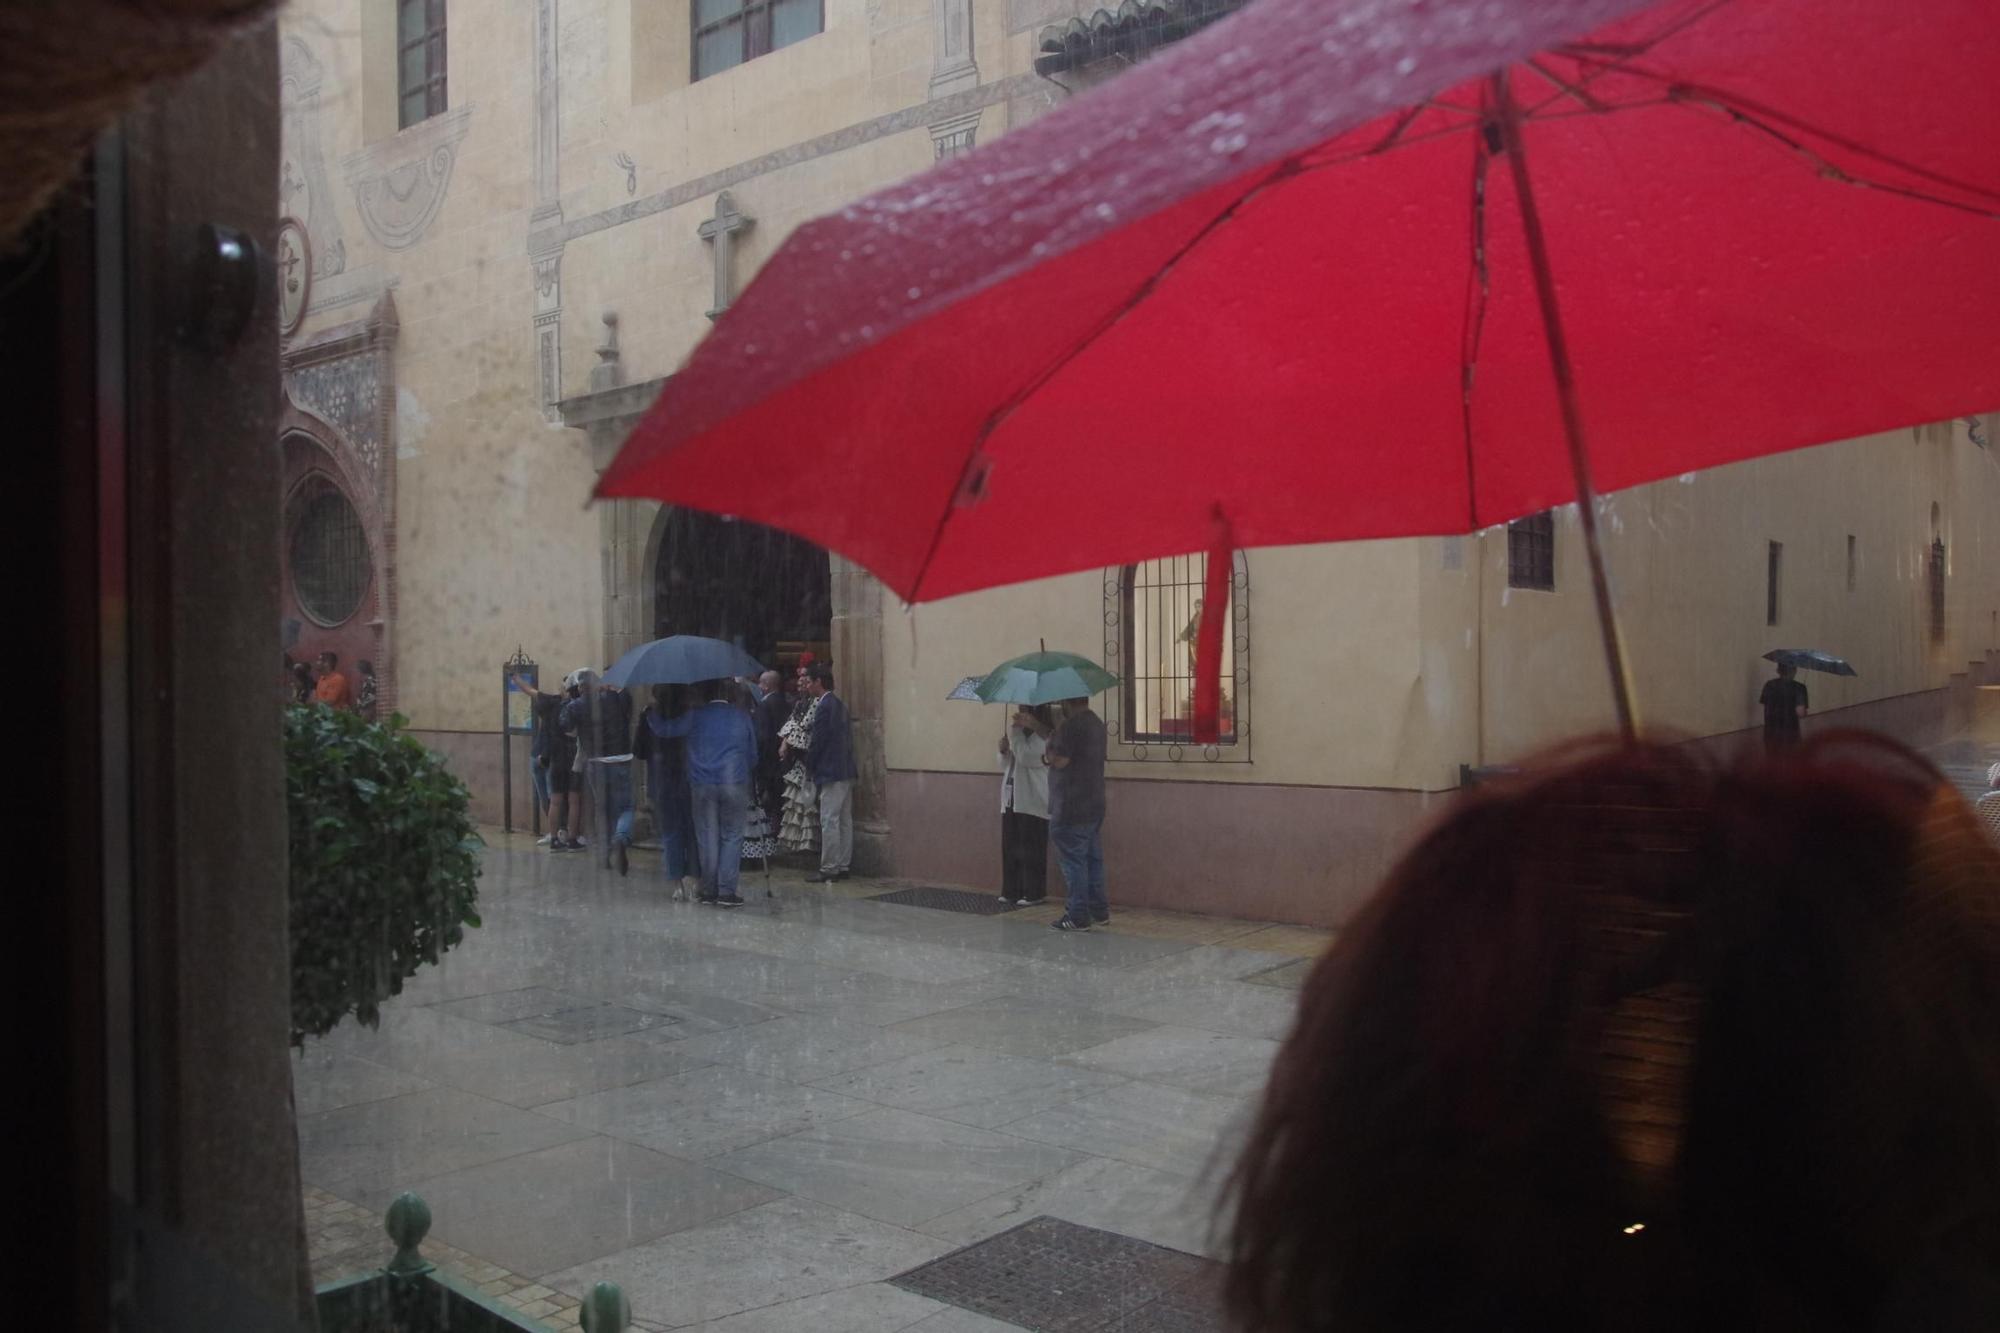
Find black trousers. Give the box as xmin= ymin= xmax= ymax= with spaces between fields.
xmin=1001 ymin=811 xmax=1050 ymax=903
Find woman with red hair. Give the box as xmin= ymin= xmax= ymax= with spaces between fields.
xmin=1223 ymin=733 xmax=2000 ymax=1331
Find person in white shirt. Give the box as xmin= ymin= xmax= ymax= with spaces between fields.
xmin=997 ymin=705 xmax=1055 ymax=905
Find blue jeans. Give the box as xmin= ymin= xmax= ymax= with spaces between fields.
xmin=692 ymin=782 xmax=751 ymax=898
xmin=1051 ymin=819 xmax=1107 ymax=923
xmin=586 ymin=761 xmax=635 ymax=861
xmin=656 ymin=792 xmax=695 ymax=880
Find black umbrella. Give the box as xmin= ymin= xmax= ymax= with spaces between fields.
xmin=1763 ymin=649 xmax=1857 ymax=678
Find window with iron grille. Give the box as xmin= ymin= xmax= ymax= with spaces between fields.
xmin=289 ymin=477 xmax=372 ymax=626
xmin=397 ymin=0 xmax=448 ymax=130
xmin=692 ymin=0 xmax=824 ymax=81
xmin=1507 ymin=511 xmax=1555 ymax=590
xmin=1109 ymin=553 xmax=1248 ymax=756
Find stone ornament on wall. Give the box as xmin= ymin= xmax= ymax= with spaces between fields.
xmin=277 ymin=216 xmax=312 ymax=339
xmin=344 ymin=104 xmax=474 ymax=250
xmin=280 ymin=34 xmax=348 ymax=280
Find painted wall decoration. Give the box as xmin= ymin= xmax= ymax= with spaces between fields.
xmin=343 ymin=104 xmax=474 ymax=250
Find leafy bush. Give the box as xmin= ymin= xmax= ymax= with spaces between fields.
xmin=286 ymin=704 xmax=482 ymax=1046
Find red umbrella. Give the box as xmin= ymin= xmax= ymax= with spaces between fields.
xmin=600 ymin=0 xmax=2000 ymax=740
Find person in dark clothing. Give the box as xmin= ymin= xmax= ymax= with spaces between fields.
xmin=753 ymin=669 xmax=790 ymax=834
xmin=1045 ymin=695 xmax=1109 ymax=931
xmin=1759 ymin=662 xmax=1809 ymax=751
xmin=560 ymin=669 xmax=636 ymax=875
xmin=513 ymin=669 xmax=580 ymax=851
xmin=803 ymin=663 xmax=858 ymax=883
xmin=634 ymin=685 xmax=697 ymax=898
xmin=646 ymin=679 xmax=759 ymax=906
xmin=289 ymin=660 xmax=314 ymax=705
xmin=356 ymin=659 xmax=379 ymax=723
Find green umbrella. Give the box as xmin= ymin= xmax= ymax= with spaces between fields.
xmin=973 ymin=650 xmax=1118 ymax=705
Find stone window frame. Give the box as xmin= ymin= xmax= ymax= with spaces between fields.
xmin=691 ymin=0 xmax=825 ymax=82
xmin=1102 ymin=552 xmax=1252 ymax=764
xmin=1507 ymin=510 xmax=1556 ymax=591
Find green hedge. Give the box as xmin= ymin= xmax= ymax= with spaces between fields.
xmin=286 ymin=704 xmax=482 ymax=1046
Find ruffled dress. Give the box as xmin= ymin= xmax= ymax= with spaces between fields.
xmin=777 ymin=696 xmax=821 ymax=853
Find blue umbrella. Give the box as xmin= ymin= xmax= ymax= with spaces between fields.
xmin=1763 ymin=648 xmax=1858 ymax=678
xmin=603 ymin=635 xmax=765 ymax=688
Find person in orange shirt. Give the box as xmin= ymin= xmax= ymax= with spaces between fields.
xmin=313 ymin=651 xmax=353 ymax=709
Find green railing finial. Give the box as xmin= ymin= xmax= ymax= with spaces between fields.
xmin=578 ymin=1281 xmax=630 ymax=1332
xmin=383 ymin=1192 xmax=436 ymax=1277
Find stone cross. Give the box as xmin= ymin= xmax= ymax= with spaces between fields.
xmin=697 ymin=191 xmax=754 ymax=321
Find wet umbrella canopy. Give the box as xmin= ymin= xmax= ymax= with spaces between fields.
xmin=972 ymin=652 xmax=1120 ymax=706
xmin=601 ymin=635 xmax=766 ymax=689
xmin=1764 ymin=648 xmax=1859 ymax=678
xmin=601 ymin=0 xmax=2000 ymax=738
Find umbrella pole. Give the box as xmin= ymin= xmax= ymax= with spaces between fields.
xmin=1492 ymin=74 xmax=1639 ymax=741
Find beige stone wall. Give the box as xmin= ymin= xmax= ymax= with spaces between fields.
xmin=285 ymin=0 xmax=608 ymax=732
xmin=1476 ymin=423 xmax=2000 ymax=762
xmin=886 ymin=422 xmax=2000 ymax=792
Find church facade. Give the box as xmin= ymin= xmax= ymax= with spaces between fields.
xmin=277 ymin=0 xmax=1999 ymax=926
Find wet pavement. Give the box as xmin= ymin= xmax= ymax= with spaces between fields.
xmin=295 ymin=833 xmax=1322 ymax=1331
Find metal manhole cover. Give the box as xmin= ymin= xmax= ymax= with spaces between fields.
xmin=892 ymin=1215 xmax=1225 ymax=1332
xmin=870 ymin=885 xmax=1022 ymax=915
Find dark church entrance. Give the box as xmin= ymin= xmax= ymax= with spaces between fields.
xmin=654 ymin=509 xmax=832 ymax=673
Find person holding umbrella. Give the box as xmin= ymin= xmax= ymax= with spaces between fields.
xmin=997 ymin=705 xmax=1055 ymax=906
xmin=1759 ymin=662 xmax=1811 ymax=752
xmin=644 ymin=679 xmax=759 ymax=907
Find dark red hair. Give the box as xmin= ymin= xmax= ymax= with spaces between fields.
xmin=1221 ymin=732 xmax=2000 ymax=1332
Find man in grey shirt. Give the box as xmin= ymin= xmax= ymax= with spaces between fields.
xmin=1044 ymin=695 xmax=1108 ymax=931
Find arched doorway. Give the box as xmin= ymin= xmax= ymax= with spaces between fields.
xmin=652 ymin=509 xmax=832 ymax=672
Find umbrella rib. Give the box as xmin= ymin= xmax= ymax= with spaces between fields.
xmin=1601 ymin=70 xmax=2000 ymax=212
xmin=1458 ymin=129 xmax=1494 ymax=532
xmin=908 ymin=157 xmax=1304 ymax=600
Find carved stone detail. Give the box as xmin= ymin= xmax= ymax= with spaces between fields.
xmin=280 ymin=35 xmax=348 ymax=279
xmin=343 ymin=105 xmax=474 ymax=250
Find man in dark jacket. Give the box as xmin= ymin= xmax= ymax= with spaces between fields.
xmin=803 ymin=663 xmax=858 ymax=882
xmin=753 ymin=669 xmax=789 ymax=833
xmin=560 ymin=669 xmax=636 ymax=875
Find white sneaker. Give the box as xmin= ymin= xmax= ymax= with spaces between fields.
xmin=536 ymin=834 xmax=552 ymax=845
xmin=671 ymin=884 xmax=687 ymax=902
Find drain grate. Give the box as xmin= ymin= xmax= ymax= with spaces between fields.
xmin=870 ymin=885 xmax=1022 ymax=915
xmin=892 ymin=1215 xmax=1224 ymax=1332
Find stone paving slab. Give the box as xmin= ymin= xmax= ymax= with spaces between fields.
xmin=537 ymin=1063 xmax=876 ymax=1160
xmin=809 ymin=1043 xmax=1127 ymax=1130
xmin=299 ymin=1086 xmax=591 ymax=1200
xmin=543 ymin=1197 xmax=952 ymax=1329
xmin=887 ymin=996 xmax=1161 ymax=1061
xmin=370 ymin=1136 xmax=783 ymax=1277
xmin=705 ymin=1106 xmax=1084 ymax=1229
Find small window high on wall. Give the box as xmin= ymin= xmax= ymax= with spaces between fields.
xmin=1507 ymin=511 xmax=1555 ymax=590
xmin=693 ymin=0 xmax=824 ymax=81
xmin=398 ymin=0 xmax=448 ymax=129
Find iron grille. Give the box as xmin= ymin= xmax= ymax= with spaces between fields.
xmin=1104 ymin=553 xmax=1250 ymax=762
xmin=289 ymin=477 xmax=371 ymax=627
xmin=1507 ymin=511 xmax=1556 ymax=590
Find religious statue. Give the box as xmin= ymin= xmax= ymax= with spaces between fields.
xmin=1178 ymin=598 xmax=1204 ymax=678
